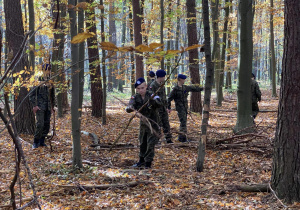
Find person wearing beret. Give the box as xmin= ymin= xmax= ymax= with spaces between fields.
xmin=126 ymin=77 xmax=162 ymax=168
xmin=167 ymin=74 xmax=203 ymax=142
xmin=251 ymin=73 xmax=261 ymax=123
xmin=149 ymin=69 xmax=173 ymax=143
xmin=147 ymin=70 xmax=156 ymax=89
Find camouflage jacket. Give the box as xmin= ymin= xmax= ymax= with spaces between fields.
xmin=251 ymin=79 xmax=261 ymax=103
xmin=149 ymin=80 xmax=167 ymax=106
xmin=29 ymin=85 xmax=55 ymax=111
xmin=126 ymin=91 xmax=162 ymax=128
xmin=147 ymin=78 xmax=155 ymax=89
xmin=168 ymin=84 xmax=203 ymax=110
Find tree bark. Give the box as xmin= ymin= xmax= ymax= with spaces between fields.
xmin=68 ymin=0 xmax=82 ymax=169
xmin=269 ymin=0 xmax=277 ymax=97
xmin=160 ymin=0 xmax=165 ymax=69
xmin=78 ymin=0 xmax=85 ymax=116
xmin=4 ymin=0 xmax=35 ymax=134
xmin=28 ymin=0 xmax=35 ymax=70
xmin=233 ymin=0 xmax=254 ymax=134
xmin=271 ymin=0 xmax=300 ymax=203
xmin=132 ymin=0 xmax=144 ymax=79
xmin=196 ymin=0 xmax=214 ymax=172
xmin=108 ymin=1 xmax=117 ymax=91
xmin=186 ymin=0 xmax=202 ymax=112
xmin=86 ymin=0 xmax=103 ymax=118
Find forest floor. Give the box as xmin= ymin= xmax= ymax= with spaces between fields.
xmin=1 ymin=89 xmax=299 ymax=209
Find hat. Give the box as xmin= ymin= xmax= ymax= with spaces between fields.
xmin=134 ymin=77 xmax=145 ymax=88
xmin=42 ymin=64 xmax=51 ymax=71
xmin=252 ymin=73 xmax=255 ymax=79
xmin=156 ymin=69 xmax=166 ymax=78
xmin=178 ymin=74 xmax=187 ymax=79
xmin=149 ymin=71 xmax=155 ymax=77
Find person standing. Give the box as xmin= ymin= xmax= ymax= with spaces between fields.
xmin=251 ymin=73 xmax=261 ymax=122
xmin=29 ymin=64 xmax=55 ymax=149
xmin=149 ymin=69 xmax=173 ymax=143
xmin=126 ymin=77 xmax=162 ymax=169
xmin=147 ymin=70 xmax=156 ymax=89
xmin=168 ymin=74 xmax=203 ymax=142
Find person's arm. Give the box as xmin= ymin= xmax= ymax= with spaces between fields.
xmin=29 ymin=87 xmax=40 ymax=114
xmin=255 ymin=82 xmax=262 ymax=101
xmin=125 ymin=96 xmax=136 ymax=113
xmin=186 ymin=84 xmax=203 ymax=92
xmin=167 ymin=88 xmax=175 ymax=110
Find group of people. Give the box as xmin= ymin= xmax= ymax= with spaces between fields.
xmin=29 ymin=64 xmax=261 ymax=170
xmin=126 ymin=69 xmax=203 ymax=169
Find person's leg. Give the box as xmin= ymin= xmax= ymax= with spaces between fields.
xmin=33 ymin=110 xmax=45 ymax=148
xmin=177 ymin=109 xmax=187 ymax=142
xmin=40 ymin=110 xmax=51 ymax=146
xmin=133 ymin=127 xmax=147 ymax=167
xmin=160 ymin=106 xmax=173 ymax=143
xmin=144 ymin=131 xmax=158 ymax=168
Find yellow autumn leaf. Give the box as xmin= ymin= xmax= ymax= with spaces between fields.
xmin=135 ymin=44 xmax=152 ymax=52
xmin=71 ymin=32 xmax=95 ymax=44
xmin=166 ymin=50 xmax=181 ymax=55
xmin=118 ymin=46 xmax=135 ymax=52
xmin=76 ymin=2 xmax=90 ymax=10
xmin=149 ymin=43 xmax=164 ymax=50
xmin=99 ymin=42 xmax=118 ymax=51
xmin=185 ymin=44 xmax=203 ymax=51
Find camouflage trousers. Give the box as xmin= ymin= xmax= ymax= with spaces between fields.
xmin=34 ymin=109 xmax=51 ymax=140
xmin=158 ymin=106 xmax=172 ymax=140
xmin=139 ymin=126 xmax=159 ymax=163
xmin=176 ymin=107 xmax=187 ymax=134
xmin=252 ymin=102 xmax=259 ymax=119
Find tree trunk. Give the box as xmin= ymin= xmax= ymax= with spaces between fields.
xmin=271 ymin=0 xmax=300 ymax=203
xmin=68 ymin=0 xmax=82 ymax=169
xmin=160 ymin=0 xmax=164 ymax=69
xmin=270 ymin=0 xmax=277 ymax=97
xmin=108 ymin=1 xmax=117 ymax=91
xmin=86 ymin=0 xmax=103 ymax=118
xmin=4 ymin=0 xmax=35 ymax=134
xmin=186 ymin=0 xmax=202 ymax=112
xmin=196 ymin=0 xmax=214 ymax=172
xmin=132 ymin=0 xmax=144 ymax=79
xmin=28 ymin=0 xmax=35 ymax=70
xmin=233 ymin=0 xmax=254 ymax=134
xmin=78 ymin=0 xmax=85 ymax=115
xmin=100 ymin=0 xmax=107 ymax=125
xmin=129 ymin=5 xmax=135 ymax=96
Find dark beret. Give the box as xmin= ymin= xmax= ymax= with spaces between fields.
xmin=149 ymin=71 xmax=155 ymax=77
xmin=135 ymin=77 xmax=146 ymax=88
xmin=252 ymin=73 xmax=255 ymax=79
xmin=156 ymin=69 xmax=166 ymax=78
xmin=178 ymin=74 xmax=187 ymax=79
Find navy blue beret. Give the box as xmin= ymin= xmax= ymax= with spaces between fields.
xmin=135 ymin=77 xmax=146 ymax=88
xmin=252 ymin=73 xmax=255 ymax=79
xmin=178 ymin=74 xmax=187 ymax=79
xmin=42 ymin=64 xmax=51 ymax=71
xmin=156 ymin=69 xmax=166 ymax=78
xmin=149 ymin=71 xmax=155 ymax=77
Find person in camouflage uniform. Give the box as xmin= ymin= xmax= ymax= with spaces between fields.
xmin=149 ymin=69 xmax=173 ymax=143
xmin=147 ymin=70 xmax=156 ymax=89
xmin=168 ymin=74 xmax=203 ymax=142
xmin=29 ymin=64 xmax=55 ymax=149
xmin=126 ymin=77 xmax=162 ymax=169
xmin=251 ymin=73 xmax=261 ymax=122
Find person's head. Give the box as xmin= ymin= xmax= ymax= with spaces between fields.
xmin=149 ymin=71 xmax=155 ymax=79
xmin=177 ymin=74 xmax=187 ymax=86
xmin=252 ymin=73 xmax=256 ymax=80
xmin=156 ymin=69 xmax=166 ymax=83
xmin=39 ymin=64 xmax=51 ymax=81
xmin=135 ymin=77 xmax=147 ymax=96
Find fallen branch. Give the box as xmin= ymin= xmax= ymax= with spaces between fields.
xmin=228 ymin=183 xmax=269 ymax=192
xmin=216 ymin=133 xmax=267 ymax=145
xmin=58 ymin=181 xmax=153 ymax=191
xmin=211 ymin=109 xmax=277 ymax=113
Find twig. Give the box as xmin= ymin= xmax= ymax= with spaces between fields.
xmin=268 ymin=183 xmax=288 ymax=209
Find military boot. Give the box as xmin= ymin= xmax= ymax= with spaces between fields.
xmin=145 ymin=162 xmax=152 ymax=169
xmin=178 ymin=135 xmax=187 ymax=142
xmin=32 ymin=138 xmax=39 ymax=149
xmin=39 ymin=137 xmax=47 ymax=147
xmin=132 ymin=157 xmax=145 ymax=168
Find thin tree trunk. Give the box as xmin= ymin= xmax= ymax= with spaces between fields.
xmin=196 ymin=0 xmax=214 ymax=172
xmin=68 ymin=0 xmax=82 ymax=169
xmin=233 ymin=0 xmax=254 ymax=134
xmin=129 ymin=5 xmax=135 ymax=96
xmin=160 ymin=0 xmax=164 ymax=69
xmin=86 ymin=0 xmax=103 ymax=118
xmin=271 ymin=0 xmax=300 ymax=203
xmin=100 ymin=0 xmax=107 ymax=125
xmin=78 ymin=0 xmax=85 ymax=115
xmin=270 ymin=0 xmax=277 ymax=97
xmin=132 ymin=0 xmax=144 ymax=78
xmin=187 ymin=0 xmax=202 ymax=112
xmin=28 ymin=0 xmax=35 ymax=70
